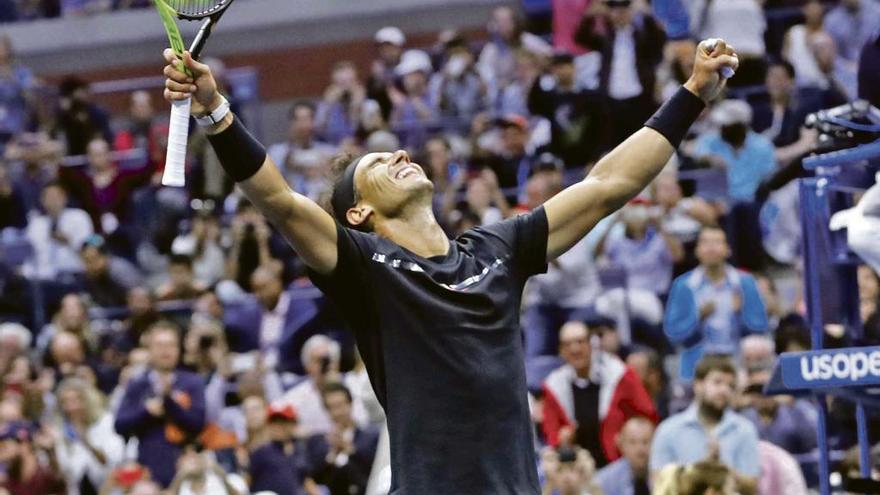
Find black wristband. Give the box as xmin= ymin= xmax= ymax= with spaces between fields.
xmin=644 ymin=86 xmax=706 ymax=148
xmin=206 ymin=115 xmax=266 ymax=182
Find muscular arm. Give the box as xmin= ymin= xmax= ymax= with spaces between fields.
xmin=543 ymin=40 xmax=738 ymax=260
xmin=163 ymin=50 xmax=339 ymax=276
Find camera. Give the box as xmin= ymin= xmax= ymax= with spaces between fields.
xmin=557 ymin=446 xmax=578 ymax=464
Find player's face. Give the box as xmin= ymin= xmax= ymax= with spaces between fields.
xmin=354 ymin=150 xmax=433 ymax=218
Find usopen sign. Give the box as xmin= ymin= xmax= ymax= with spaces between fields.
xmin=780 ymin=346 xmax=880 ymax=390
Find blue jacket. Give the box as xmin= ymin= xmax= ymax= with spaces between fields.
xmin=306 ymin=427 xmax=380 ymax=495
xmin=114 ymin=369 xmax=206 ymax=487
xmin=664 ymin=266 xmax=768 ymax=380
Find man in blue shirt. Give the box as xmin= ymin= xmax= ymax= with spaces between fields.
xmin=595 ymin=416 xmax=654 ymax=495
xmin=664 ymin=226 xmax=768 ymax=380
xmin=650 ymin=355 xmax=760 ymax=494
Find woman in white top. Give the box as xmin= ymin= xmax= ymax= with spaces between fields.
xmin=688 ymin=0 xmax=766 ymax=85
xmin=783 ymin=0 xmax=827 ymax=88
xmin=53 ymin=377 xmax=126 ymax=495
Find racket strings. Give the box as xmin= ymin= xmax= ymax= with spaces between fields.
xmin=169 ymin=0 xmax=224 ymax=17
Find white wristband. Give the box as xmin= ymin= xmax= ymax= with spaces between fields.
xmin=195 ymin=96 xmax=231 ymax=127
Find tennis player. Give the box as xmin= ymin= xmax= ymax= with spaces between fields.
xmin=162 ymin=39 xmax=737 ymax=494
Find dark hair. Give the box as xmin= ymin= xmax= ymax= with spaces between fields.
xmin=289 ymin=100 xmax=316 ymax=120
xmin=769 ymin=59 xmax=796 ymax=80
xmin=59 ymin=76 xmax=88 ymax=98
xmin=324 ymin=152 xmax=374 ymax=232
xmin=169 ymin=254 xmax=193 ymax=269
xmin=80 ymin=234 xmax=109 ymax=255
xmin=697 ymin=225 xmax=727 ymax=242
xmin=694 ymin=354 xmax=737 ymax=381
xmin=320 ymin=381 xmax=353 ymax=404
xmin=146 ymin=320 xmax=181 ymax=342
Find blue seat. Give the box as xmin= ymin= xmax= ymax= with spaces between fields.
xmin=0 ymin=237 xmax=33 ymax=267
xmin=522 ymin=0 xmax=552 ymax=16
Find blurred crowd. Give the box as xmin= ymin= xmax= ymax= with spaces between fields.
xmin=0 ymin=0 xmax=880 ymax=494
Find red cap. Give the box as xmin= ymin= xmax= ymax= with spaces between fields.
xmin=266 ymin=403 xmax=297 ymax=422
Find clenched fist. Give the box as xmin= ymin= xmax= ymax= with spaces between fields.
xmin=683 ymin=39 xmax=739 ymax=103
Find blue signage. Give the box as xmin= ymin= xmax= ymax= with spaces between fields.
xmin=779 ymin=346 xmax=880 ymax=390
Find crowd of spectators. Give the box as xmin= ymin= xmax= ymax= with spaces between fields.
xmin=0 ymin=0 xmax=880 ymax=493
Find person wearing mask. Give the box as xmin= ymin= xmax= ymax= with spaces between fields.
xmin=389 ymin=49 xmax=437 ymax=151
xmin=595 ymin=416 xmax=655 ymax=495
xmin=542 ymin=320 xmax=657 ymax=468
xmin=53 ymin=377 xmax=125 ymax=495
xmin=366 ymin=26 xmax=406 ymax=122
xmin=650 ymin=355 xmax=759 ymax=495
xmin=114 ymin=322 xmax=207 ymax=487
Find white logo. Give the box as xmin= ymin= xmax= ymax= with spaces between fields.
xmin=799 ymin=351 xmax=880 ymax=382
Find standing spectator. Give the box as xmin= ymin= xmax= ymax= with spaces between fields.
xmin=307 ymin=382 xmax=379 ymax=495
xmin=574 ymin=0 xmax=665 ymax=147
xmin=664 ymin=227 xmax=768 ymax=381
xmin=366 ymin=26 xmax=406 ymax=122
xmin=429 ymin=35 xmax=486 ymax=131
xmin=552 ymin=0 xmax=592 ymax=55
xmin=0 ymin=35 xmax=35 ymax=144
xmin=247 ymin=403 xmax=313 ymax=495
xmin=266 ymin=102 xmax=336 ymax=201
xmin=650 ymin=355 xmax=759 ymax=495
xmin=496 ymin=49 xmax=541 ymax=117
xmin=651 ymin=173 xmax=719 ymax=274
xmin=478 ymin=5 xmax=552 ymax=101
xmin=687 ymin=0 xmax=766 ymax=86
xmin=281 ymin=335 xmax=365 ymax=437
xmin=56 ymin=77 xmax=113 ymax=156
xmin=528 ymin=52 xmax=607 ymax=170
xmin=750 ymin=61 xmax=813 ymax=151
xmin=521 ymin=169 xmax=602 ymax=357
xmin=595 ymin=416 xmax=655 ymax=495
xmin=823 ymin=0 xmax=880 ymax=63
xmin=542 ymin=320 xmax=657 ymax=467
xmin=114 ymin=322 xmax=206 ymax=487
xmin=79 ymin=235 xmax=143 ymax=307
xmin=626 ymin=347 xmax=670 ymax=419
xmin=389 ymin=49 xmax=437 ymax=151
xmin=52 ymin=377 xmax=125 ymax=495
xmin=0 ymin=421 xmax=66 ymax=495
xmin=783 ymin=0 xmax=827 ymax=89
xmin=25 ymin=182 xmax=94 ymax=279
xmin=316 ymin=61 xmax=367 ymax=145
xmin=154 ymin=254 xmax=207 ymax=302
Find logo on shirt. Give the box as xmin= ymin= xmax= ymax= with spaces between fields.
xmin=371 ymin=253 xmax=504 ymax=292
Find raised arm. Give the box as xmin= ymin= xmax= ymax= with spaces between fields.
xmin=543 ymin=40 xmax=738 ymax=260
xmin=162 ymin=50 xmax=339 ymax=275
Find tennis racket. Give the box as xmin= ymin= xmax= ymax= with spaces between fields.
xmin=154 ymin=0 xmax=236 ymax=187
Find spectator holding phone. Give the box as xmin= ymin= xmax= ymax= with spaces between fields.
xmin=52 ymin=377 xmax=125 ymax=495
xmin=539 ymin=445 xmax=602 ymax=495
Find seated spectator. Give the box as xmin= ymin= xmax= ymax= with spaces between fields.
xmin=756 ymin=440 xmax=809 ymax=495
xmin=542 ymin=320 xmax=657 ymax=467
xmin=306 ymin=382 xmax=379 ymax=495
xmin=154 ymin=254 xmax=207 ymax=302
xmin=266 ymin=102 xmax=336 ymax=201
xmin=664 ymin=227 xmax=769 ymax=381
xmin=653 ymin=460 xmax=736 ymax=495
xmin=389 ymin=49 xmax=437 ymax=150
xmin=281 ymin=335 xmax=366 ymax=437
xmin=38 ymin=293 xmax=94 ymax=357
xmin=626 ymin=347 xmax=670 ymax=419
xmin=171 ymin=212 xmax=225 ymax=287
xmin=739 ymin=334 xmax=775 ymax=381
xmin=0 ymin=421 xmax=66 ymax=494
xmin=496 ymin=49 xmax=541 ymax=117
xmin=247 ymin=403 xmax=313 ymax=495
xmin=240 ymin=394 xmax=269 ymax=451
xmin=653 ymin=173 xmax=718 ymax=246
xmin=316 ymin=61 xmax=367 ymax=145
xmin=0 ymin=163 xmax=27 ymax=230
xmin=441 ymin=169 xmax=509 ymax=228
xmin=539 ymin=445 xmax=603 ymax=495
xmin=691 ymin=100 xmax=777 ymax=204
xmin=650 ymin=355 xmax=760 ymax=494
xmin=167 ymin=447 xmax=243 ymax=495
xmin=46 ymin=331 xmax=96 ymax=388
xmin=79 ymin=235 xmax=143 ymax=307
xmin=114 ymin=322 xmax=206 ymax=487
xmin=739 ymin=381 xmax=817 ymax=456
xmin=25 ymin=181 xmax=94 ymax=279
xmin=52 ymin=377 xmax=125 ymax=495
xmin=823 ymin=0 xmax=880 ymax=63
xmin=595 ymin=416 xmax=654 ymax=495
xmin=481 ymin=114 xmax=537 ymax=204
xmin=115 ymin=287 xmax=160 ymax=353
xmin=421 ymin=136 xmax=462 ymax=199
xmin=751 ymin=61 xmax=813 ymax=151
xmin=810 ymin=31 xmax=858 ymax=102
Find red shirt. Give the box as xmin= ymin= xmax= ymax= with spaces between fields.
xmin=2 ymin=466 xmax=67 ymax=495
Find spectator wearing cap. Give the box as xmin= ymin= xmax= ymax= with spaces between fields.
xmin=316 ymin=61 xmax=367 ymax=145
xmin=0 ymin=421 xmax=66 ymax=495
xmin=306 ymin=382 xmax=379 ymax=495
xmin=477 ymin=5 xmax=552 ymax=103
xmin=691 ymin=99 xmax=777 ymax=204
xmin=389 ymin=49 xmax=437 ymax=150
xmin=542 ymin=320 xmax=657 ymax=468
xmin=521 ymin=166 xmax=602 ymax=357
xmin=429 ymin=34 xmax=486 ymax=131
xmin=367 ymin=26 xmax=406 ymax=121
xmin=248 ymin=403 xmax=313 ymax=495
xmin=650 ymin=355 xmax=760 ymax=494
xmin=664 ymin=227 xmax=769 ymax=382
xmin=574 ymin=0 xmax=665 ymax=147
xmin=267 ymin=101 xmax=337 ymax=203
xmin=595 ymin=416 xmax=654 ymax=495
xmin=114 ymin=322 xmax=206 ymax=487
xmin=79 ymin=235 xmax=144 ymax=307
xmin=823 ymin=0 xmax=880 ymax=63
xmin=528 ymin=51 xmax=608 ymax=172
xmin=24 ymin=181 xmax=93 ymax=280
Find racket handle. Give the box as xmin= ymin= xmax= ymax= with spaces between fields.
xmin=163 ymin=97 xmax=191 ymax=187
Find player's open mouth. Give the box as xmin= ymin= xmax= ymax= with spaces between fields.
xmin=395 ymin=166 xmax=418 ymax=180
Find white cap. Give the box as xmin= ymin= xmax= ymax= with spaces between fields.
xmin=395 ymin=49 xmax=432 ymax=76
xmin=374 ymin=26 xmax=406 ymax=47
xmin=710 ymin=99 xmax=752 ymax=127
